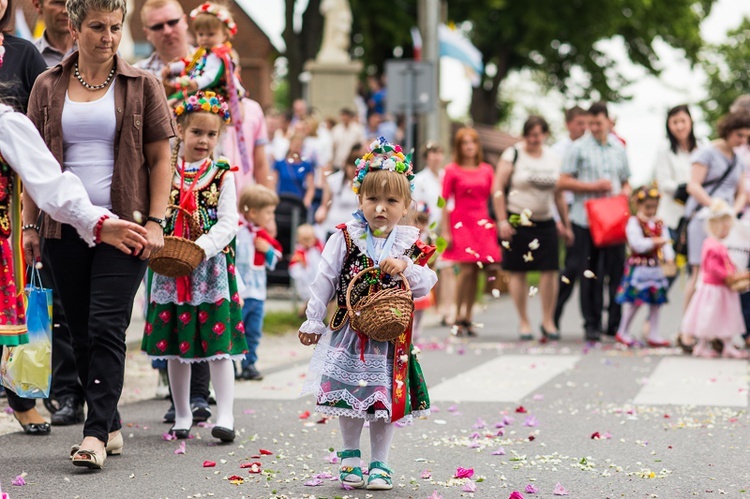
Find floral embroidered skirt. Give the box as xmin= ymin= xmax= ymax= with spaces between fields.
xmin=0 ymin=238 xmax=24 ymax=326
xmin=142 ymin=249 xmax=248 ymax=362
xmin=615 ymin=264 xmax=668 ymax=306
xmin=301 ymin=322 xmax=430 ymax=423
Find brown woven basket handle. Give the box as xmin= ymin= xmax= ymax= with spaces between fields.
xmin=345 ymin=266 xmax=411 ymax=311
xmin=167 ymin=204 xmax=203 ymax=240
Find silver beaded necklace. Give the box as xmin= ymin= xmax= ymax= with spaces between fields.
xmin=74 ymin=62 xmax=115 ymax=91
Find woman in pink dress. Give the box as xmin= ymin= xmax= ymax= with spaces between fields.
xmin=681 ymin=199 xmax=749 ymax=358
xmin=441 ymin=127 xmax=501 ymax=336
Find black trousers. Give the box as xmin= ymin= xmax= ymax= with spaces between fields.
xmin=554 ymin=233 xmax=578 ymax=328
xmin=45 ymin=225 xmax=147 ymax=443
xmin=555 ymin=224 xmax=625 ymax=335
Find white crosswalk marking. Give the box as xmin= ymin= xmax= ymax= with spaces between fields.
xmin=429 ymin=354 xmax=581 ymax=402
xmin=234 ymin=364 xmax=309 ymax=400
xmin=633 ymin=357 xmax=748 ymax=407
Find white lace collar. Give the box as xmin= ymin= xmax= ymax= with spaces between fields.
xmin=345 ymin=219 xmax=419 ymax=258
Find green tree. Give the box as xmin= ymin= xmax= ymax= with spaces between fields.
xmin=701 ymin=17 xmax=750 ymax=128
xmin=447 ymin=0 xmax=716 ymax=125
xmin=282 ymin=0 xmax=324 ymax=104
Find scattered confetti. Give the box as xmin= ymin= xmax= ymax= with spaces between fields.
xmin=525 ymin=484 xmax=539 ymax=494
xmin=162 ymin=432 xmax=177 ymax=441
xmin=492 ymin=289 xmax=501 ymax=298
xmin=509 ymin=492 xmax=525 ymax=499
xmin=561 ymin=275 xmax=570 ymax=284
xmin=583 ymin=270 xmax=596 ymax=279
xmin=523 ymin=251 xmax=534 ymax=262
xmin=454 ymin=222 xmax=463 ymax=229
xmin=553 ymin=482 xmax=569 ymax=495
xmin=462 ymin=479 xmax=477 ymax=492
xmin=259 ymin=449 xmax=273 ymax=455
xmin=228 ymin=475 xmax=244 ymax=485
xmin=358 ymin=380 xmax=368 ymax=387
xmin=428 ymin=491 xmax=443 ymax=499
xmin=174 ymin=441 xmax=186 ymax=455
xmin=528 ymin=286 xmax=538 ymax=297
xmin=304 ymin=478 xmax=323 ymax=486
xmin=501 ymin=240 xmax=511 ymax=250
xmin=132 ymin=210 xmax=143 ymax=223
xmin=454 ymin=467 xmax=474 ymax=479
xmin=11 ymin=474 xmax=27 ymax=486
xmin=421 ymin=470 xmax=432 ymax=479
xmin=437 ymin=196 xmax=446 ymax=208
xmin=515 ymin=406 xmax=528 ymax=413
xmin=492 ymin=447 xmax=506 ymax=455
xmin=299 ymin=410 xmax=311 ymax=419
xmin=528 ymin=238 xmax=540 ymax=250
xmin=524 ymin=415 xmax=539 ymax=427
xmin=202 ymin=460 xmax=216 ymax=467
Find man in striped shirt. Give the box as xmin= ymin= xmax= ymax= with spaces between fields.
xmin=557 ymin=102 xmax=631 ymax=342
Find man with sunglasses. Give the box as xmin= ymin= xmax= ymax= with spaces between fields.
xmin=134 ymin=0 xmax=192 ymax=76
xmin=135 ymin=0 xmax=212 ymax=426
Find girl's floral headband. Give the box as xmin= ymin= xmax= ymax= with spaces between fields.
xmin=635 ymin=185 xmax=660 ymax=202
xmin=190 ymin=2 xmax=238 ymax=36
xmin=352 ymin=136 xmax=415 ymax=194
xmin=174 ymin=90 xmax=231 ymax=123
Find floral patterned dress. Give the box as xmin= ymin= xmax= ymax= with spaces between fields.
xmin=142 ymin=158 xmax=247 ymax=362
xmin=300 ymin=220 xmax=438 ymax=422
xmin=615 ymin=216 xmax=673 ymax=306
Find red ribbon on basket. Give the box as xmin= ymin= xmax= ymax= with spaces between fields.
xmin=175 ymin=159 xmax=210 ymax=303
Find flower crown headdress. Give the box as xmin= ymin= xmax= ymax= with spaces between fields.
xmin=174 ymin=90 xmax=231 ymax=124
xmin=352 ymin=137 xmax=415 ymax=195
xmin=190 ymin=2 xmax=238 ymax=36
xmin=635 ymin=184 xmax=660 ymax=202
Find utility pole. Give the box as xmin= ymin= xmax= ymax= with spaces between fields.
xmin=417 ymin=0 xmax=440 ymax=161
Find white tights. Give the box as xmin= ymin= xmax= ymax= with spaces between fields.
xmin=617 ymin=303 xmax=662 ymax=341
xmin=338 ymin=416 xmax=395 ymax=467
xmin=168 ymin=358 xmax=235 ymax=430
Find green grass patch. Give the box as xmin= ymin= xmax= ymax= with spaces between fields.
xmin=263 ymin=310 xmax=304 ymax=335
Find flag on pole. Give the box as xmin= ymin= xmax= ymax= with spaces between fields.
xmin=438 ymin=23 xmax=483 ymax=86
xmin=410 ymin=26 xmax=422 ymax=61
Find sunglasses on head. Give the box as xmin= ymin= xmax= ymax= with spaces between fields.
xmin=147 ymin=18 xmax=181 ymax=31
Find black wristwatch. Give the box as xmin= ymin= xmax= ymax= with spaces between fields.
xmin=146 ymin=216 xmax=167 ymax=228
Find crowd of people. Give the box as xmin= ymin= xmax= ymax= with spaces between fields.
xmin=0 ymin=0 xmax=749 ymax=489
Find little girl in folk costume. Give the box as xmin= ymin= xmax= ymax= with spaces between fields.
xmin=614 ymin=186 xmax=674 ymax=348
xmin=142 ymin=91 xmax=248 ymax=442
xmin=298 ymin=138 xmax=438 ymax=491
xmin=681 ymin=199 xmax=750 ymax=358
xmin=162 ymin=2 xmax=252 ymax=176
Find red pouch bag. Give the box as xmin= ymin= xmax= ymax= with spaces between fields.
xmin=584 ymin=194 xmax=630 ymax=247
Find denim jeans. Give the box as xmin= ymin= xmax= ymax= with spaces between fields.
xmin=241 ymin=298 xmax=264 ymax=368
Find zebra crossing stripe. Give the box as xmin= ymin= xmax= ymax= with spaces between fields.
xmin=428 ymin=355 xmax=581 ymax=402
xmin=633 ymin=357 xmax=748 ymax=407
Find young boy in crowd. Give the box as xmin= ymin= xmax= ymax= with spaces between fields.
xmin=288 ymin=224 xmax=324 ymax=317
xmin=236 ymin=185 xmax=283 ymax=381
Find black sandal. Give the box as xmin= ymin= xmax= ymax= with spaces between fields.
xmin=540 ymin=326 xmax=561 ymax=342
xmin=463 ymin=320 xmax=478 ymax=337
xmin=676 ymin=334 xmax=694 ymax=354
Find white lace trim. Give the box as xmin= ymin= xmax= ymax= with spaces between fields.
xmin=344 ymin=220 xmax=419 ymax=259
xmin=317 ymin=388 xmax=392 ymax=414
xmin=299 ymin=319 xmax=328 ymax=335
xmin=147 ymin=353 xmax=244 ymax=363
xmin=314 ymin=405 xmax=430 ymax=423
xmin=151 ymin=254 xmax=231 ymax=305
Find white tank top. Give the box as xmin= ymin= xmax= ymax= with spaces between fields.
xmin=62 ymin=82 xmax=117 ymax=208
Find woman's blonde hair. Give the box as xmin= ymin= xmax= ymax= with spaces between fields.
xmin=358 ymin=169 xmax=412 ymax=206
xmin=66 ymin=0 xmax=127 ymax=30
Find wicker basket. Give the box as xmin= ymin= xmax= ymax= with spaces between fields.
xmin=346 ymin=266 xmax=414 ymax=342
xmin=149 ymin=205 xmax=206 ymax=278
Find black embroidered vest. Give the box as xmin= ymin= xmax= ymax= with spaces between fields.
xmin=165 ymin=160 xmax=230 ymax=237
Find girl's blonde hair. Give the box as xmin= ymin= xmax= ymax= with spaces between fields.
xmin=191 ymin=11 xmax=228 ymax=35
xmin=704 ymin=198 xmax=734 ymax=238
xmin=358 ymin=169 xmax=412 ymax=206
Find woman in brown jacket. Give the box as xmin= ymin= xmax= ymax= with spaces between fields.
xmin=23 ymin=0 xmax=174 ymax=469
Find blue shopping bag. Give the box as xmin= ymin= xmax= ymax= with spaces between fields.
xmin=0 ymin=267 xmax=53 ymax=398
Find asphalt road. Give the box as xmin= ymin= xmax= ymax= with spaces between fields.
xmin=1 ymin=283 xmax=748 ymax=499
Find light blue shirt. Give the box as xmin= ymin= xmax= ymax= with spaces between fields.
xmin=561 ymin=133 xmax=630 ymax=227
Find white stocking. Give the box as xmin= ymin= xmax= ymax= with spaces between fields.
xmin=647 ymin=305 xmax=662 ymax=341
xmin=209 ymin=358 xmax=235 ymax=429
xmin=168 ymin=359 xmax=192 ymax=430
xmin=338 ymin=416 xmax=365 ymax=468
xmin=617 ymin=303 xmax=638 ymax=341
xmin=369 ymin=419 xmax=395 ymax=464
